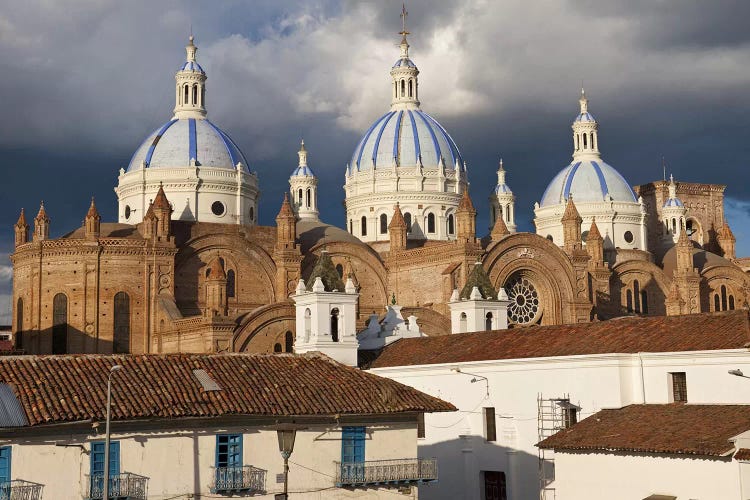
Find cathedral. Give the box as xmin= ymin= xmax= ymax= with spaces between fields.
xmin=9 ymin=22 xmax=750 ymax=357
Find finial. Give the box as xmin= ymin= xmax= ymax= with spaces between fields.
xmin=579 ymin=87 xmax=588 ymax=113
xmin=391 ymin=292 xmax=397 ymax=305
xmin=300 ymin=138 xmax=305 ymax=151
xmin=499 ymin=158 xmax=504 ymax=171
xmin=670 ymin=173 xmax=674 ymax=183
xmin=400 ymin=3 xmax=409 ymax=37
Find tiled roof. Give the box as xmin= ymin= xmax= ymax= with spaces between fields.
xmin=735 ymin=448 xmax=750 ymax=461
xmin=367 ymin=310 xmax=750 ymax=368
xmin=0 ymin=353 xmax=455 ymax=428
xmin=537 ymin=404 xmax=750 ymax=457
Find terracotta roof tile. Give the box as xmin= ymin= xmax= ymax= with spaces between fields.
xmin=537 ymin=404 xmax=750 ymax=457
xmin=735 ymin=448 xmax=750 ymax=460
xmin=0 ymin=353 xmax=455 ymax=427
xmin=368 ymin=310 xmax=750 ymax=368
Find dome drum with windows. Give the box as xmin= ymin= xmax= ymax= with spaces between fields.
xmin=115 ymin=36 xmax=259 ymax=226
xmin=344 ymin=6 xmax=468 ymax=244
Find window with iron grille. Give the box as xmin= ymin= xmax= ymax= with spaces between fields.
xmin=484 ymin=407 xmax=496 ymax=442
xmin=216 ymin=434 xmax=243 ymax=468
xmin=670 ymin=372 xmax=688 ymax=403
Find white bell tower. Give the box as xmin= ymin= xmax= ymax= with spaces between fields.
xmin=289 ymin=140 xmax=319 ymax=221
xmin=489 ymin=159 xmax=516 ymax=233
xmin=448 ymin=262 xmax=511 ymax=334
xmin=662 ymin=174 xmax=687 ymax=245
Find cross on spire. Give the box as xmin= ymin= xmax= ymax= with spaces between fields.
xmin=400 ymin=3 xmax=409 ymax=37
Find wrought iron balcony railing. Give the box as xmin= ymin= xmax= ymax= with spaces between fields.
xmin=0 ymin=480 xmax=44 ymax=500
xmin=84 ymin=472 xmax=148 ymax=499
xmin=335 ymin=458 xmax=438 ymax=487
xmin=210 ymin=465 xmax=266 ymax=494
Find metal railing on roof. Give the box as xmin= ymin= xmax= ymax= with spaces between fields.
xmin=335 ymin=458 xmax=437 ymax=487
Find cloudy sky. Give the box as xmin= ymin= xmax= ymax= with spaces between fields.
xmin=1 ymin=0 xmax=750 ymax=323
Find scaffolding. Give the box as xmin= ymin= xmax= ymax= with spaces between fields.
xmin=537 ymin=394 xmax=580 ymax=500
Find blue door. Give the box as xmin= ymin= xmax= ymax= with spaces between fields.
xmin=215 ymin=434 xmax=243 ymax=489
xmin=0 ymin=446 xmax=11 ymax=499
xmin=90 ymin=441 xmax=120 ymax=497
xmin=341 ymin=427 xmax=365 ymax=483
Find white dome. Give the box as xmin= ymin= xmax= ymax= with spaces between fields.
xmin=127 ymin=118 xmax=249 ymax=172
xmin=540 ymin=158 xmax=637 ymax=207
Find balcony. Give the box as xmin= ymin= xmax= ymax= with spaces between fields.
xmin=335 ymin=458 xmax=438 ymax=487
xmin=0 ymin=480 xmax=44 ymax=500
xmin=84 ymin=472 xmax=148 ymax=500
xmin=210 ymin=466 xmax=266 ymax=495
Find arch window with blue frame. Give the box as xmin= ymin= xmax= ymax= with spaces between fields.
xmin=214 ymin=434 xmax=244 ymax=492
xmin=90 ymin=441 xmax=119 ymax=497
xmin=339 ymin=426 xmax=366 ymax=484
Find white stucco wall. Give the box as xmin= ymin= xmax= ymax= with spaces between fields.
xmin=370 ymin=349 xmax=750 ymax=500
xmin=552 ymin=451 xmax=739 ymax=500
xmin=0 ymin=421 xmax=420 ymax=500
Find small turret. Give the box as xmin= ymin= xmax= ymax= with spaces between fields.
xmin=572 ymin=88 xmax=600 ymax=160
xmin=490 ymin=159 xmax=516 ymax=233
xmin=142 ymin=202 xmax=157 ymax=239
xmin=675 ymin=223 xmax=694 ymax=274
xmin=586 ymin=217 xmax=604 ymax=265
xmin=661 ymin=174 xmax=687 ymax=244
xmin=717 ymin=223 xmax=736 ymax=259
xmin=14 ymin=209 xmax=29 ymax=247
xmin=33 ymin=202 xmax=49 ymax=242
xmin=562 ymin=196 xmax=583 ymax=252
xmin=390 ymin=4 xmax=420 ymax=110
xmin=204 ymin=256 xmax=228 ymax=316
xmin=456 ymin=190 xmax=477 ymax=243
xmin=288 ymin=140 xmax=319 ymax=221
xmin=152 ymin=185 xmax=172 ymax=239
xmin=275 ymin=193 xmax=297 ymax=250
xmin=84 ymin=197 xmax=101 ymax=240
xmin=490 ymin=211 xmax=509 ymax=242
xmin=449 ymin=262 xmax=511 ymax=333
xmin=173 ymin=35 xmax=207 ymax=119
xmin=389 ymin=203 xmax=407 ymax=252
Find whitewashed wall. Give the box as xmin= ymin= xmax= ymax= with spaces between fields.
xmin=0 ymin=421 xmax=419 ymax=500
xmin=370 ymin=349 xmax=750 ymax=500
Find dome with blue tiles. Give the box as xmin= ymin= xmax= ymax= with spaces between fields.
xmin=180 ymin=60 xmax=204 ymax=73
xmin=540 ymin=158 xmax=636 ymax=206
xmin=392 ymin=57 xmax=417 ymax=68
xmin=575 ymin=111 xmax=595 ymax=123
xmin=127 ymin=118 xmax=249 ymax=172
xmin=663 ymin=174 xmax=684 ymax=208
xmin=350 ymin=109 xmax=464 ymax=172
xmin=290 ymin=140 xmax=315 ymax=178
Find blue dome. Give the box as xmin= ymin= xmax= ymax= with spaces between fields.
xmin=540 ymin=158 xmax=637 ymax=207
xmin=350 ymin=109 xmax=463 ymax=172
xmin=663 ymin=197 xmax=684 ymax=208
xmin=127 ymin=118 xmax=249 ymax=172
xmin=495 ymin=184 xmax=512 ymax=194
xmin=180 ymin=61 xmax=205 ymax=73
xmin=575 ymin=112 xmax=596 ymax=122
xmin=392 ymin=57 xmax=417 ymax=68
xmin=291 ymin=165 xmax=315 ymax=177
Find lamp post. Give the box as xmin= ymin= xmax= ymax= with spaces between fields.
xmin=103 ymin=365 xmax=122 ymax=500
xmin=729 ymin=369 xmax=750 ymax=379
xmin=276 ymin=425 xmax=297 ymax=500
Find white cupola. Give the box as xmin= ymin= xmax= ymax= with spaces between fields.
xmin=448 ymin=262 xmax=511 ymax=334
xmin=173 ymin=35 xmax=207 ymax=119
xmin=662 ymin=174 xmax=687 ymax=244
xmin=289 ymin=140 xmax=319 ymax=221
xmin=390 ymin=5 xmax=420 ymax=110
xmin=572 ymin=88 xmax=599 ymax=159
xmin=489 ymin=159 xmax=516 ymax=233
xmin=292 ymin=251 xmax=359 ymax=366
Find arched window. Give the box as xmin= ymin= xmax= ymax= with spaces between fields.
xmin=583 ymin=133 xmax=587 ymax=148
xmin=395 ymin=81 xmax=398 ymax=98
xmin=404 ymin=213 xmax=412 ymax=233
xmin=193 ymin=84 xmax=198 ymax=105
xmin=113 ymin=292 xmax=130 ymax=354
xmin=401 ymin=79 xmax=405 ymax=97
xmin=361 ymin=216 xmax=368 ymax=236
xmin=184 ymin=84 xmax=189 ymax=104
xmin=714 ymin=294 xmax=721 ymax=311
xmin=306 ymin=188 xmax=311 ymax=208
xmin=447 ymin=214 xmax=455 ymax=235
xmin=591 ymin=133 xmax=595 ymax=150
xmin=729 ymin=295 xmax=736 ymax=310
xmin=202 ymin=87 xmax=206 ymax=107
xmin=427 ymin=213 xmax=435 ymax=234
xmin=349 ymin=219 xmax=353 ymax=233
xmin=633 ymin=280 xmax=641 ymax=313
xmin=380 ymin=214 xmax=388 ymax=234
xmin=459 ymin=312 xmax=467 ymax=333
xmin=274 ymin=343 xmax=282 ymax=353
xmin=408 ymin=79 xmax=413 ymax=97
xmin=285 ymin=331 xmax=293 ymax=353
xmin=15 ymin=298 xmax=23 ymax=350
xmin=576 ymin=134 xmax=580 ymax=150
xmin=506 ymin=205 xmax=511 ymax=222
xmin=721 ymin=285 xmax=728 ymax=311
xmin=52 ymin=293 xmax=68 ymax=354
xmin=226 ymin=270 xmax=236 ymax=298
xmin=330 ymin=308 xmax=340 ymax=342
xmin=485 ymin=312 xmax=493 ymax=331
xmin=298 ymin=189 xmax=303 ymax=204
xmin=672 ymin=218 xmax=677 ymax=233
xmin=491 ymin=207 xmax=495 ymax=224
xmin=304 ymin=308 xmax=311 ymax=340
xmin=626 ymin=290 xmax=633 ymax=313
xmin=336 ymin=264 xmax=344 ymax=278
xmin=641 ymin=290 xmax=648 ymax=314
xmin=249 ymin=206 xmax=255 ymax=221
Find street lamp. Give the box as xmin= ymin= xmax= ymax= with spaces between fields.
xmin=276 ymin=425 xmax=298 ymax=500
xmin=729 ymin=369 xmax=750 ymax=378
xmin=103 ymin=365 xmax=122 ymax=500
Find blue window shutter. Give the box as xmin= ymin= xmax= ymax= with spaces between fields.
xmin=341 ymin=426 xmax=365 ymax=464
xmin=0 ymin=446 xmax=11 ymax=483
xmin=216 ymin=434 xmax=243 ymax=468
xmin=109 ymin=441 xmax=120 ymax=475
xmin=91 ymin=441 xmax=119 ymax=475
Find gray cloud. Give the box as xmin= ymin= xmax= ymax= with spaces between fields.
xmin=0 ymin=0 xmax=748 ymax=253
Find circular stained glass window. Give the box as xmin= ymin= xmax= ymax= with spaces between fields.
xmin=624 ymin=230 xmax=634 ymax=243
xmin=211 ymin=201 xmax=225 ymax=216
xmin=505 ymin=274 xmax=542 ymax=325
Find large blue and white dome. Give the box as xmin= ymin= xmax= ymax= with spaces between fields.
xmin=349 ymin=109 xmax=463 ymax=172
xmin=540 ymin=158 xmax=637 ymax=207
xmin=127 ymin=118 xmax=249 ymax=172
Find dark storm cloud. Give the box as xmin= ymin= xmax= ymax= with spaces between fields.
xmin=1 ymin=0 xmax=750 ymax=319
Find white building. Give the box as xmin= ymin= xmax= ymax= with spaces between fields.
xmin=538 ymin=404 xmax=750 ymax=500
xmin=363 ymin=310 xmax=750 ymax=500
xmin=0 ymin=353 xmax=454 ymax=499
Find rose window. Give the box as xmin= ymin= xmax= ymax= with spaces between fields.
xmin=505 ymin=275 xmax=541 ymax=325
